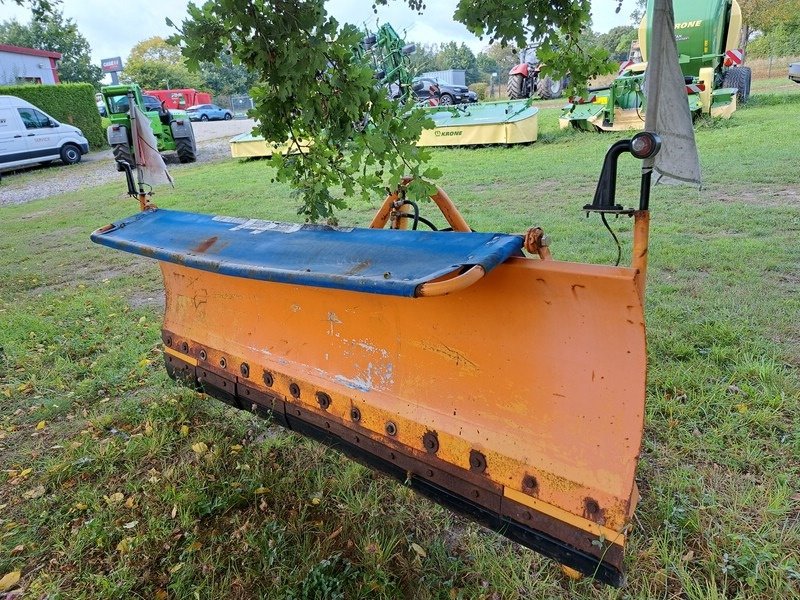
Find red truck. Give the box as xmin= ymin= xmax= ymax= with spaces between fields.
xmin=144 ymin=88 xmax=212 ymax=110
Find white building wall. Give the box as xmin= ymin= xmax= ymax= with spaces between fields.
xmin=0 ymin=51 xmax=58 ymax=85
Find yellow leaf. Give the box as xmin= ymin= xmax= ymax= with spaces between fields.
xmin=74 ymin=502 xmax=88 ymax=510
xmin=169 ymin=562 xmax=184 ymax=574
xmin=230 ymin=444 xmax=242 ymax=452
xmin=2 ymin=388 xmax=10 ymax=398
xmin=311 ymin=496 xmax=321 ymax=506
xmin=155 ymin=590 xmax=168 ymax=600
xmin=36 ymin=420 xmax=46 ymax=430
xmin=191 ymin=442 xmax=208 ymax=455
xmin=139 ymin=358 xmax=151 ymax=368
xmin=0 ymin=570 xmax=21 ymax=592
xmin=19 ymin=468 xmax=32 ymax=478
xmin=23 ymin=485 xmax=45 ymax=500
xmin=180 ymin=425 xmax=189 ymax=437
xmin=124 ymin=496 xmax=136 ymax=509
xmin=736 ymin=403 xmax=749 ymax=413
xmin=188 ymin=541 xmax=203 ymax=551
xmin=104 ymin=492 xmax=124 ymax=505
xmin=116 ymin=537 xmax=133 ymax=554
xmin=410 ymin=542 xmax=427 ymax=558
xmin=254 ymin=487 xmax=270 ymax=494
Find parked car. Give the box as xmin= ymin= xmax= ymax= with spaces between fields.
xmin=790 ymin=62 xmax=800 ymax=84
xmin=412 ymin=77 xmax=472 ymax=105
xmin=142 ymin=95 xmax=164 ymax=112
xmin=0 ymin=95 xmax=89 ymax=174
xmin=186 ymin=104 xmax=233 ymax=121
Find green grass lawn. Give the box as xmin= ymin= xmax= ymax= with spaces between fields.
xmin=1 ymin=97 xmax=799 ymax=599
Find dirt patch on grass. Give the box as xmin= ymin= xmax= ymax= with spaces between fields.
xmin=128 ymin=289 xmax=165 ymax=310
xmin=710 ymin=186 xmax=799 ymax=208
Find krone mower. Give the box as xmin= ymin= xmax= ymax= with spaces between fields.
xmin=560 ymin=0 xmax=750 ymax=131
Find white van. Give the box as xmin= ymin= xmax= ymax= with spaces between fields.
xmin=0 ymin=95 xmax=90 ymax=174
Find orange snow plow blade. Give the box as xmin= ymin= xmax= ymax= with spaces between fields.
xmin=91 ymin=139 xmax=658 ymax=586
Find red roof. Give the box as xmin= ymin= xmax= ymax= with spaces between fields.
xmin=0 ymin=43 xmax=62 ymax=60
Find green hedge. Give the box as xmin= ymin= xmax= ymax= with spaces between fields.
xmin=0 ymin=83 xmax=105 ymax=149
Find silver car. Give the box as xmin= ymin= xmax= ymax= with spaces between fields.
xmin=789 ymin=63 xmax=800 ymax=84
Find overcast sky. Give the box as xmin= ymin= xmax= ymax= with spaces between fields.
xmin=2 ymin=0 xmax=633 ymax=65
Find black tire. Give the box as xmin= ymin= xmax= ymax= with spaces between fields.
xmin=723 ymin=66 xmax=752 ymax=104
xmin=112 ymin=143 xmax=133 ymax=167
xmin=507 ymin=74 xmax=525 ymax=99
xmin=438 ymin=93 xmax=454 ymax=106
xmin=60 ymin=143 xmax=82 ymax=165
xmin=224 ymin=112 xmax=232 ymax=120
xmin=537 ymin=76 xmax=564 ymax=100
xmin=200 ymin=114 xmax=209 ymax=121
xmin=175 ymin=125 xmax=197 ymax=163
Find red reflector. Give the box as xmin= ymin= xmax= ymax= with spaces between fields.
xmin=112 ymin=126 xmax=120 ymax=131
xmin=568 ymin=95 xmax=597 ymax=104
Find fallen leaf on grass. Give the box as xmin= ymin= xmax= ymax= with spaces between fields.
xmin=410 ymin=542 xmax=427 ymax=558
xmin=10 ymin=545 xmax=24 ymax=556
xmin=18 ymin=468 xmax=32 ymax=478
xmin=171 ymin=504 xmax=178 ymax=518
xmin=116 ymin=537 xmax=134 ymax=554
xmin=35 ymin=421 xmax=46 ymax=431
xmin=155 ymin=590 xmax=168 ymax=600
xmin=169 ymin=562 xmax=184 ymax=574
xmin=2 ymin=388 xmax=11 ymax=398
xmin=104 ymin=492 xmax=125 ymax=505
xmin=124 ymin=496 xmax=136 ymax=509
xmin=74 ymin=502 xmax=88 ymax=511
xmin=0 ymin=570 xmax=21 ymax=591
xmin=254 ymin=487 xmax=270 ymax=494
xmin=23 ymin=485 xmax=45 ymax=500
xmin=191 ymin=442 xmax=208 ymax=455
xmin=180 ymin=425 xmax=189 ymax=437
xmin=123 ymin=520 xmax=139 ymax=529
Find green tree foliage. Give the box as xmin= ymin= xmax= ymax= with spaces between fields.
xmin=596 ymin=25 xmax=636 ymax=61
xmin=479 ymin=43 xmax=519 ymax=79
xmin=739 ymin=0 xmax=800 ymax=50
xmin=6 ymin=0 xmax=59 ymax=19
xmin=172 ymin=1 xmax=437 ymax=221
xmin=200 ymin=52 xmax=257 ymax=96
xmin=435 ymin=41 xmax=480 ymax=83
xmin=123 ymin=36 xmax=204 ymax=90
xmin=174 ymin=0 xmax=616 ymax=218
xmin=0 ymin=10 xmax=102 ymax=86
xmin=747 ymin=23 xmax=800 ymax=57
xmin=407 ymin=43 xmax=438 ymax=75
xmin=476 ymin=51 xmax=498 ymax=77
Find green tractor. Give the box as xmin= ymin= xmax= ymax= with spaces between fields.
xmin=101 ymin=84 xmax=197 ymax=164
xmin=560 ymin=0 xmax=750 ymax=131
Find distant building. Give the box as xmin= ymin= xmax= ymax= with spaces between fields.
xmin=420 ymin=69 xmax=466 ymax=86
xmin=0 ymin=44 xmax=62 ymax=85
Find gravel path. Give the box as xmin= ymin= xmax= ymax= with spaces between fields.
xmin=0 ymin=119 xmax=255 ymax=207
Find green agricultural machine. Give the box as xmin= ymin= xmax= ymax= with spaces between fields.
xmin=560 ymin=0 xmax=750 ymax=131
xmin=101 ymin=84 xmax=197 ymax=164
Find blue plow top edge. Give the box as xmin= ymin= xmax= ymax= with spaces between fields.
xmin=90 ymin=209 xmax=525 ymax=298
